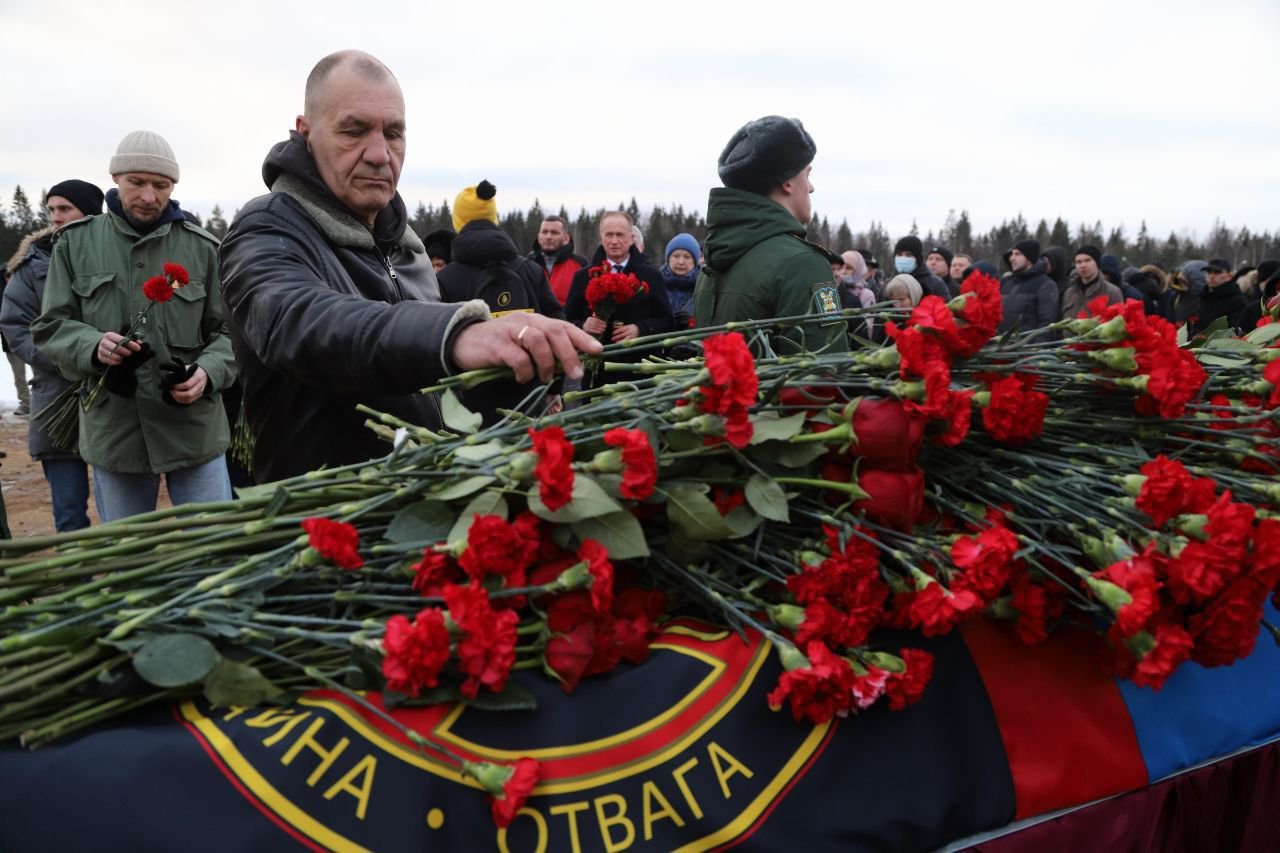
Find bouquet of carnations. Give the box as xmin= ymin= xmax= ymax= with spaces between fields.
xmin=5 ymin=270 xmax=1280 ymax=827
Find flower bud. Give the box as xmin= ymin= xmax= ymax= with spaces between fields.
xmin=1122 ymin=474 xmax=1146 ymax=497
xmin=767 ymin=603 xmax=806 ymax=632
xmin=1083 ymin=315 xmax=1129 ymax=343
xmin=1086 ymin=347 xmax=1139 ymax=373
xmin=1084 ymin=575 xmax=1134 ymax=613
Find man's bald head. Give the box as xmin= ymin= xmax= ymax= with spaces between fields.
xmin=304 ymin=50 xmax=399 ymax=119
xmin=296 ymin=50 xmax=406 ymax=226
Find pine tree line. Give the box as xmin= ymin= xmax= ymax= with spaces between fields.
xmin=3 ymin=185 xmax=1277 ymax=273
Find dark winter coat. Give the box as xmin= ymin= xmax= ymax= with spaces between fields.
xmin=527 ymin=242 xmax=587 ymax=305
xmin=998 ymin=268 xmax=1059 ymax=338
xmin=693 ymin=187 xmax=847 ymax=356
xmin=219 ymin=131 xmax=483 ymax=483
xmin=1041 ymin=247 xmax=1072 ymax=296
xmin=1192 ymin=280 xmax=1249 ymax=335
xmin=1 ymin=227 xmax=80 ymax=460
xmin=564 ymin=245 xmax=674 ymax=352
xmin=914 ymin=268 xmax=950 ymax=300
xmin=438 ymin=221 xmax=564 ymax=424
xmin=1161 ymin=261 xmax=1207 ymax=328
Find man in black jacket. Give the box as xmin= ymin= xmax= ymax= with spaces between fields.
xmin=997 ymin=239 xmax=1058 ymax=338
xmin=893 ymin=236 xmax=949 ymax=299
xmin=219 ymin=51 xmax=599 ymax=482
xmin=564 ymin=211 xmax=673 ymax=388
xmin=1193 ymin=258 xmax=1249 ymax=334
xmin=438 ymin=180 xmax=566 ymax=424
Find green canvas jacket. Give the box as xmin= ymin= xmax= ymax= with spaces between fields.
xmin=693 ymin=187 xmax=847 ymax=356
xmin=32 ymin=212 xmax=235 ymax=474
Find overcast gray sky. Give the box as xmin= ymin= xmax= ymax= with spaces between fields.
xmin=1 ymin=0 xmax=1278 ymax=243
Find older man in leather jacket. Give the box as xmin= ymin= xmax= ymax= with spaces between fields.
xmin=219 ymin=50 xmax=599 ymax=482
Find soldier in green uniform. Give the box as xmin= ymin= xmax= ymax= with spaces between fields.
xmin=693 ymin=115 xmax=847 ymax=356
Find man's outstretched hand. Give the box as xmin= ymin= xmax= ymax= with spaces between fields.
xmin=451 ymin=314 xmax=603 ymax=384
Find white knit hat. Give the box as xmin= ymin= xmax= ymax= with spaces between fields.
xmin=109 ymin=130 xmax=180 ymax=182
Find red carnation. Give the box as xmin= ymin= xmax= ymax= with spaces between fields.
xmin=142 ymin=275 xmax=175 ymax=303
xmin=885 ymin=648 xmax=934 ymax=710
xmin=935 ymin=387 xmax=974 ymax=447
xmin=578 ymin=539 xmax=615 ymax=614
xmin=697 ymin=332 xmax=758 ymax=448
xmin=1096 ymin=555 xmax=1162 ymax=639
xmin=1131 ymin=624 xmax=1195 ymax=690
xmin=603 ymin=427 xmax=657 ymax=499
xmin=1139 ymin=348 xmax=1207 ymax=419
xmin=410 ymin=549 xmax=457 ymax=596
xmin=443 ymin=582 xmax=519 ymax=699
xmin=610 ymin=587 xmax=666 ymax=664
xmin=981 ymin=374 xmax=1049 ymax=444
xmin=902 ymin=359 xmax=953 ymax=421
xmin=381 ymin=608 xmax=450 ymax=697
xmin=489 ymin=758 xmax=541 ymax=829
xmin=529 ymin=426 xmax=575 ymax=511
xmin=951 ymin=521 xmax=1020 ymax=602
xmin=1189 ymin=576 xmax=1267 ymax=667
xmin=585 ymin=264 xmax=647 ymax=318
xmin=162 ymin=262 xmax=190 ymax=285
xmin=908 ymin=577 xmax=982 ymax=636
xmin=458 ymin=514 xmax=537 ymax=588
xmin=1136 ymin=455 xmax=1202 ymax=527
xmin=767 ymin=641 xmax=858 ymax=724
xmin=713 ymin=486 xmax=746 ymax=515
xmin=300 ymin=517 xmax=363 ymax=570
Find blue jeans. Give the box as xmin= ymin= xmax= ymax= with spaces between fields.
xmin=93 ymin=455 xmax=233 ymax=523
xmin=42 ymin=458 xmax=91 ymax=532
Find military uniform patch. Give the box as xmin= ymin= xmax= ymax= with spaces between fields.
xmin=811 ymin=283 xmax=842 ymax=324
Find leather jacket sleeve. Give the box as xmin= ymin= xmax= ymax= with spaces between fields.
xmin=218 ymin=195 xmax=464 ymax=395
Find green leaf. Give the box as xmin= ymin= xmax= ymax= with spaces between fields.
xmin=746 ymin=474 xmax=790 ymax=522
xmin=203 ymin=659 xmax=283 ymax=707
xmin=724 ymin=505 xmax=763 ymax=538
xmin=133 ymin=633 xmax=220 ymax=688
xmin=664 ymin=430 xmax=706 ymax=451
xmin=440 ymin=388 xmax=482 ymax=434
xmin=386 ymin=500 xmax=456 ymax=544
xmin=432 ymin=475 xmax=496 ymax=502
xmin=748 ymin=411 xmax=809 ymax=444
xmin=265 ymin=486 xmax=290 ymax=519
xmin=448 ymin=492 xmax=509 ymax=547
xmin=528 ymin=474 xmax=622 ymax=523
xmin=453 ymin=440 xmax=507 ymax=462
xmin=1197 ymin=353 xmax=1250 ymax=368
xmin=772 ymin=442 xmax=829 ymax=468
xmin=1205 ymin=336 xmax=1258 ymax=352
xmin=234 ymin=482 xmax=278 ymax=502
xmin=1246 ymin=322 xmax=1280 ymax=346
xmin=665 ymin=484 xmax=733 ymax=541
xmin=466 ymin=681 xmax=539 ymax=711
xmin=573 ymin=511 xmax=650 ymax=558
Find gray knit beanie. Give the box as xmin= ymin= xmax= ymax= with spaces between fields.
xmin=109 ymin=130 xmax=180 ymax=182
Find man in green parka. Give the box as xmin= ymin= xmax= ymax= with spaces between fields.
xmin=693 ymin=116 xmax=847 ymax=356
xmin=32 ymin=131 xmax=237 ymax=523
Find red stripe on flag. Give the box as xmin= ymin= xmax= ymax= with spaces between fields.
xmin=960 ymin=620 xmax=1148 ymax=819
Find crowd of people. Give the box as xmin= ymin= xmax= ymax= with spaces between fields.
xmin=0 ymin=48 xmax=1276 ymax=536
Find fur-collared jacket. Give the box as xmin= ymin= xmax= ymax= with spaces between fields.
xmin=2 ymin=226 xmax=79 ymax=459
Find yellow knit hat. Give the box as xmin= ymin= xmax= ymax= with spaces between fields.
xmin=452 ymin=179 xmax=498 ymax=232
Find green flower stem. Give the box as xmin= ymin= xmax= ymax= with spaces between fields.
xmin=243 ymin=646 xmax=466 ymax=767
xmin=0 ymin=652 xmax=130 ymax=723
xmin=0 ymin=645 xmax=106 ymax=701
xmin=30 ymin=530 xmax=298 ymax=615
xmin=20 ymin=689 xmax=182 ymax=750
